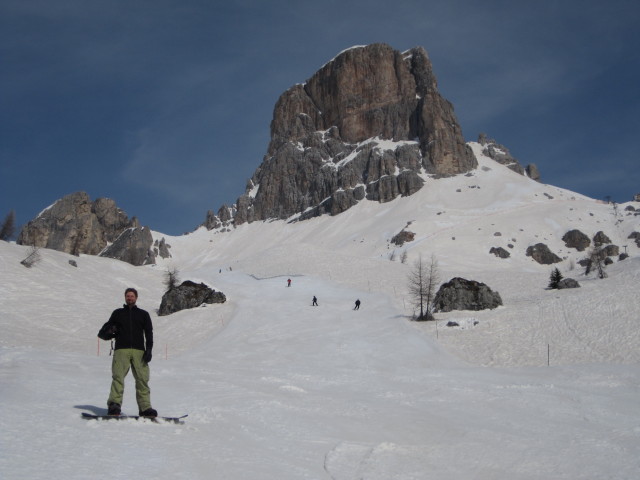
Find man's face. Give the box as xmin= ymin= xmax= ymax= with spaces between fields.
xmin=125 ymin=291 xmax=137 ymax=306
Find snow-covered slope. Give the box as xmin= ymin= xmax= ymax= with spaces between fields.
xmin=1 ymin=146 xmax=639 ymax=479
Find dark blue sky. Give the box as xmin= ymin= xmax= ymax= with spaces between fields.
xmin=2 ymin=0 xmax=639 ymax=235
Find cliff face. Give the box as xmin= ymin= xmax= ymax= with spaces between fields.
xmin=18 ymin=192 xmax=138 ymax=255
xmin=229 ymin=44 xmax=476 ymax=225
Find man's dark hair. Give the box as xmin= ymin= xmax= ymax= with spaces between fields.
xmin=125 ymin=287 xmax=138 ymax=297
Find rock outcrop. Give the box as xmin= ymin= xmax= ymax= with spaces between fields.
xmin=602 ymin=244 xmax=619 ymax=257
xmin=207 ymin=44 xmax=477 ymax=227
xmin=525 ymin=163 xmax=540 ymax=182
xmin=557 ymin=278 xmax=580 ymax=289
xmin=18 ymin=192 xmax=138 ymax=255
xmin=158 ymin=280 xmax=226 ymax=316
xmin=489 ymin=246 xmax=510 ymax=258
xmin=391 ymin=230 xmax=416 ymax=246
xmin=433 ymin=277 xmax=503 ymax=312
xmin=99 ymin=227 xmax=156 ymax=266
xmin=526 ymin=243 xmax=562 ymax=265
xmin=593 ymin=231 xmax=612 ymax=247
xmin=562 ymin=229 xmax=591 ymax=251
xmin=154 ymin=238 xmax=172 ymax=259
xmin=477 ymin=134 xmax=540 ymax=181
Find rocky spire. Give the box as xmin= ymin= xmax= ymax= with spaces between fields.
xmin=225 ymin=43 xmax=476 ymax=226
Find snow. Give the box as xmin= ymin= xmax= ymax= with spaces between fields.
xmin=36 ymin=202 xmax=57 ymax=219
xmin=320 ymin=45 xmax=368 ymax=70
xmin=1 ymin=146 xmax=640 ymax=479
xmin=369 ymin=137 xmax=419 ymax=152
xmin=247 ymin=181 xmax=260 ymax=199
xmin=328 ymin=137 xmax=420 ymax=170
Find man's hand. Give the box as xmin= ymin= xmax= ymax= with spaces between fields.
xmin=142 ymin=350 xmax=152 ymax=364
xmin=98 ymin=322 xmax=118 ymax=341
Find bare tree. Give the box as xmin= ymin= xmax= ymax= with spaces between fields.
xmin=407 ymin=254 xmax=440 ymax=321
xmin=400 ymin=250 xmax=408 ymax=264
xmin=164 ymin=266 xmax=181 ymax=291
xmin=585 ymin=246 xmax=607 ymax=279
xmin=20 ymin=245 xmax=41 ymax=268
xmin=0 ymin=210 xmax=16 ymax=241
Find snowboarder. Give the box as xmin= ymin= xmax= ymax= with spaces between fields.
xmin=354 ymin=299 xmax=361 ymax=310
xmin=98 ymin=287 xmax=157 ymax=418
xmin=287 ymin=278 xmax=292 ymax=287
xmin=312 ymin=296 xmax=318 ymax=306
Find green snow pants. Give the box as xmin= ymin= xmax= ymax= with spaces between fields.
xmin=107 ymin=348 xmax=152 ymax=411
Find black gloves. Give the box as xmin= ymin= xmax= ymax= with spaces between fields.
xmin=142 ymin=350 xmax=152 ymax=364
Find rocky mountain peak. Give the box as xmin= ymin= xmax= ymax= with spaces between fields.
xmin=18 ymin=192 xmax=138 ymax=255
xmin=209 ymin=43 xmax=477 ymax=227
xmin=17 ymin=191 xmax=171 ymax=265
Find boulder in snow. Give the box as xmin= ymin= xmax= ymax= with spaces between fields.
xmin=433 ymin=277 xmax=502 ymax=313
xmin=159 ymin=280 xmax=226 ymax=316
xmin=526 ymin=243 xmax=562 ymax=265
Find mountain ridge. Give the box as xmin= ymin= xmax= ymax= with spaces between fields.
xmin=13 ymin=44 xmax=638 ymax=268
xmin=184 ymin=143 xmax=636 ymax=277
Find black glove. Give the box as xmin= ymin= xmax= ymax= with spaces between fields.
xmin=142 ymin=350 xmax=152 ymax=364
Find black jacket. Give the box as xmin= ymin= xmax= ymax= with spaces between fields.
xmin=104 ymin=304 xmax=153 ymax=352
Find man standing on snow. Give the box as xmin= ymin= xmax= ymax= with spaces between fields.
xmin=98 ymin=287 xmax=157 ymax=417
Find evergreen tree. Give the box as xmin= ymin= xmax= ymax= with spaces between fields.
xmin=548 ymin=267 xmax=563 ymax=289
xmin=0 ymin=210 xmax=16 ymax=241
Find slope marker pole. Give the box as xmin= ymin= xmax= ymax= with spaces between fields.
xmin=547 ymin=343 xmax=550 ymax=366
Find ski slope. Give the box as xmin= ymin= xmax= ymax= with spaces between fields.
xmin=1 ymin=148 xmax=639 ymax=479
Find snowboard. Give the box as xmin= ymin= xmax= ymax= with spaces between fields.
xmin=82 ymin=412 xmax=187 ymax=423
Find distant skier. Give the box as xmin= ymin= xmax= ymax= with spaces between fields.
xmin=312 ymin=296 xmax=318 ymax=306
xmin=287 ymin=278 xmax=291 ymax=287
xmin=97 ymin=287 xmax=157 ymax=418
xmin=354 ymin=299 xmax=361 ymax=310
